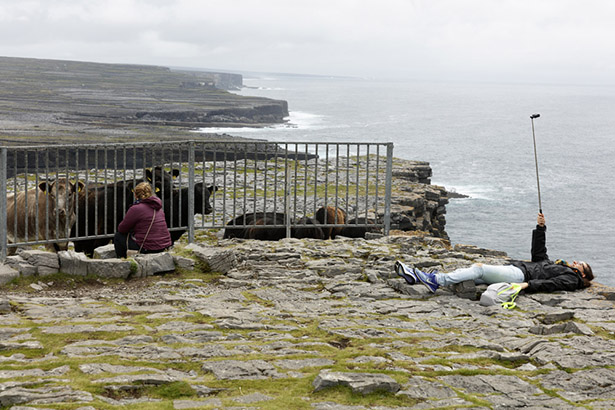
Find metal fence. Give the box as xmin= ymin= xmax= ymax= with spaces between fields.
xmin=1 ymin=140 xmax=393 ymax=260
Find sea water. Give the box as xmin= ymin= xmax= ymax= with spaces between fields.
xmin=200 ymin=75 xmax=615 ymax=286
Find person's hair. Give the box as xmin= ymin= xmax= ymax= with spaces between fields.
xmin=581 ymin=262 xmax=594 ymax=288
xmin=134 ymin=182 xmax=153 ymax=200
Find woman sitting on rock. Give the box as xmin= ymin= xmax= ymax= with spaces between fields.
xmin=396 ymin=213 xmax=594 ymax=293
xmin=113 ymin=182 xmax=172 ymax=258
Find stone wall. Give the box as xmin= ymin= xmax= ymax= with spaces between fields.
xmin=0 ymin=249 xmax=179 ymax=284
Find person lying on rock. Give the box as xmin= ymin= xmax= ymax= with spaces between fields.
xmin=396 ymin=213 xmax=594 ymax=293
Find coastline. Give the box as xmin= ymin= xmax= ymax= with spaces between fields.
xmin=0 ymin=56 xmax=288 ymax=146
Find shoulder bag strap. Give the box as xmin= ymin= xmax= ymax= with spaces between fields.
xmin=137 ymin=210 xmax=156 ymax=254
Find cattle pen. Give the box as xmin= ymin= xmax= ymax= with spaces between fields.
xmin=1 ymin=140 xmax=394 ymax=261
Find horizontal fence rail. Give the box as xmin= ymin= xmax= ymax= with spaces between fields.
xmin=1 ymin=141 xmax=393 ymax=260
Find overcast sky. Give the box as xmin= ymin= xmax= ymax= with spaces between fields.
xmin=1 ymin=0 xmax=614 ymax=84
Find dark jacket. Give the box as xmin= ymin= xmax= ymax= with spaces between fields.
xmin=117 ymin=196 xmax=172 ymax=251
xmin=510 ymin=225 xmax=584 ymax=292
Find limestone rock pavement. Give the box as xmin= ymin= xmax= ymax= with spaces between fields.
xmin=1 ymin=234 xmax=615 ymax=409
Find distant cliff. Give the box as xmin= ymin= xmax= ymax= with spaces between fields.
xmin=209 ymin=72 xmax=243 ymax=90
xmin=0 ymin=56 xmax=287 ymax=146
xmin=174 ymin=69 xmax=243 ymax=91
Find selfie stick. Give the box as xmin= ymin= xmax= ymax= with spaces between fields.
xmin=530 ymin=113 xmax=542 ymax=213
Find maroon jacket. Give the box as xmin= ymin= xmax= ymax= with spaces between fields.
xmin=118 ymin=196 xmax=172 ymax=251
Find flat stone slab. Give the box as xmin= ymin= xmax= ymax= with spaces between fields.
xmin=42 ymin=324 xmax=134 ymax=334
xmin=201 ymin=360 xmax=282 ymax=380
xmin=173 ymin=398 xmax=223 ymax=409
xmin=92 ymin=373 xmax=177 ymax=385
xmin=232 ymin=392 xmax=274 ymax=403
xmin=313 ymin=370 xmax=401 ymax=394
xmin=273 ymin=358 xmax=335 ymax=370
xmin=0 ymin=386 xmax=93 ymax=407
xmin=0 ymin=365 xmax=69 ymax=379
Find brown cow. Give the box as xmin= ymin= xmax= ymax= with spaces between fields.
xmin=315 ymin=206 xmax=347 ymax=239
xmin=6 ymin=178 xmax=84 ymax=255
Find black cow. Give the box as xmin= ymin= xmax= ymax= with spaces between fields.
xmin=223 ymin=212 xmax=285 ymax=240
xmin=292 ymin=216 xmax=325 ymax=240
xmin=71 ymin=167 xmax=178 ymax=256
xmin=223 ymin=212 xmax=324 ymax=240
xmin=338 ymin=217 xmax=380 ymax=238
xmin=165 ymin=183 xmax=218 ymax=243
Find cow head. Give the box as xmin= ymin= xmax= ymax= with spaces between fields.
xmin=195 ymin=184 xmax=218 ymax=215
xmin=38 ymin=178 xmax=84 ymax=220
xmin=146 ymin=166 xmax=179 ymax=197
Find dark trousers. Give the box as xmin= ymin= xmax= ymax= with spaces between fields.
xmin=113 ymin=231 xmax=139 ymax=258
xmin=113 ymin=231 xmax=167 ymax=258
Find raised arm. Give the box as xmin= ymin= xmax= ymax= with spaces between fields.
xmin=531 ymin=213 xmax=548 ymax=262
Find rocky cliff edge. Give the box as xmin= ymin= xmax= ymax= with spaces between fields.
xmin=1 ymin=159 xmax=615 ymax=409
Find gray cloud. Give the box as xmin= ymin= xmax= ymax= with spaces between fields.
xmin=1 ymin=0 xmax=614 ymax=83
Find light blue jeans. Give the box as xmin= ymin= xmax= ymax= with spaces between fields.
xmin=435 ymin=264 xmax=525 ymax=287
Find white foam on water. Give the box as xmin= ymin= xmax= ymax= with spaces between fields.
xmin=195 ymin=110 xmax=326 ymax=135
xmin=433 ymin=181 xmax=497 ymax=201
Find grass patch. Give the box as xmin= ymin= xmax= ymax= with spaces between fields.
xmin=152 ymin=381 xmax=196 ymax=399
xmin=242 ymin=291 xmax=276 ymax=308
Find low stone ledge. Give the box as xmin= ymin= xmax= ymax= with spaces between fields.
xmin=4 ymin=256 xmax=37 ymax=277
xmin=0 ymin=298 xmax=11 ymax=313
xmin=86 ymin=259 xmax=133 ymax=279
xmin=0 ymin=265 xmax=19 ymax=286
xmin=173 ymin=255 xmax=195 ymax=270
xmin=18 ymin=250 xmax=60 ymax=270
xmin=6 ymin=250 xmax=60 ymax=276
xmin=58 ymin=251 xmax=90 ymax=276
xmin=186 ymin=243 xmax=237 ymax=273
xmin=133 ymin=253 xmax=175 ymax=278
xmin=2 ymin=248 xmax=185 ymax=284
xmin=93 ymin=244 xmax=117 ymax=259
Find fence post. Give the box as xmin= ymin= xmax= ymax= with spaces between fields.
xmin=285 ymin=162 xmax=291 ymax=238
xmin=188 ymin=141 xmax=195 ymax=244
xmin=0 ymin=148 xmax=7 ymax=262
xmin=384 ymin=143 xmax=394 ymax=236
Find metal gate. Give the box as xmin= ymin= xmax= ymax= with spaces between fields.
xmin=1 ymin=140 xmax=393 ymax=260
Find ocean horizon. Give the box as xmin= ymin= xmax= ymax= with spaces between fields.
xmin=200 ymin=74 xmax=614 ymax=287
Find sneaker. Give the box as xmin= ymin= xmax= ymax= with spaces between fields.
xmin=413 ymin=267 xmax=439 ymax=293
xmin=395 ymin=261 xmax=417 ymax=285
